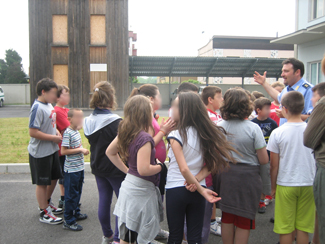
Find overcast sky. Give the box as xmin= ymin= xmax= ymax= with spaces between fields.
xmin=0 ymin=0 xmax=296 ymax=73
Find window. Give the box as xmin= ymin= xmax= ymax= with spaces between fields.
xmin=90 ymin=15 xmax=106 ymax=45
xmin=310 ymin=61 xmax=324 ymax=84
xmin=52 ymin=15 xmax=68 ymax=44
xmin=53 ymin=65 xmax=68 ymax=87
xmin=310 ymin=0 xmax=325 ymax=20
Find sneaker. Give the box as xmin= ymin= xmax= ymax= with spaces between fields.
xmin=102 ymin=235 xmax=114 ymax=244
xmin=215 ymin=217 xmax=222 ymax=223
xmin=63 ymin=221 xmax=83 ymax=231
xmin=58 ymin=199 xmax=65 ymax=209
xmin=49 ymin=201 xmax=63 ymax=215
xmin=39 ymin=206 xmax=63 ymax=225
xmin=76 ymin=213 xmax=88 ymax=221
xmin=210 ymin=221 xmax=221 ymax=236
xmin=258 ymin=201 xmax=266 ymax=214
xmin=155 ymin=229 xmax=169 ymax=240
xmin=265 ymin=195 xmax=273 ymax=206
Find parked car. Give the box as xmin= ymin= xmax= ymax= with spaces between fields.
xmin=0 ymin=86 xmax=5 ymax=107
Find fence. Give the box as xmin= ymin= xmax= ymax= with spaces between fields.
xmin=0 ymin=83 xmax=271 ymax=107
xmin=0 ymin=84 xmax=30 ymax=104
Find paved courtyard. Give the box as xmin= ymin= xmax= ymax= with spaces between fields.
xmin=0 ymin=172 xmax=282 ymax=244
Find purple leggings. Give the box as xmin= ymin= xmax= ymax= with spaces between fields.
xmin=95 ymin=175 xmax=125 ymax=242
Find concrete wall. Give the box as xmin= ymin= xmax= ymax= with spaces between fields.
xmin=297 ymin=0 xmax=325 ymax=30
xmin=0 ymin=84 xmax=30 ymax=104
xmin=1 ymin=83 xmax=273 ymax=107
xmin=131 ymin=83 xmax=272 ymax=107
xmin=297 ymin=37 xmax=325 ymax=83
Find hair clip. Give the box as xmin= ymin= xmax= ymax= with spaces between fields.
xmin=95 ymin=88 xmax=99 ymax=92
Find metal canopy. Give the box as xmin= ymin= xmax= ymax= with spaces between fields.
xmin=129 ymin=56 xmax=286 ymax=78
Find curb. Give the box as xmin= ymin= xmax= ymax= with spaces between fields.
xmin=0 ymin=162 xmax=91 ymax=174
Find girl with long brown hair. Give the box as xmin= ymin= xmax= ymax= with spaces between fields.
xmin=129 ymin=84 xmax=175 ymax=241
xmin=106 ymin=95 xmax=169 ymax=244
xmin=166 ymin=91 xmax=237 ymax=244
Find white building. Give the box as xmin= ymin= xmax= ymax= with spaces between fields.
xmin=271 ymin=0 xmax=325 ymax=84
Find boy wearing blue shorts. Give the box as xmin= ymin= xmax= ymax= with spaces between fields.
xmin=267 ymin=91 xmax=316 ymax=244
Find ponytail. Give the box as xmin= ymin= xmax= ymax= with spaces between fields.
xmin=129 ymin=84 xmax=158 ymax=99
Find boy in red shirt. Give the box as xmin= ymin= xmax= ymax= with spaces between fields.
xmin=54 ymin=85 xmax=70 ymax=208
xmin=270 ymin=82 xmax=285 ymax=126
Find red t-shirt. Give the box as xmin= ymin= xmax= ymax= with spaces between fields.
xmin=54 ymin=106 xmax=70 ymax=156
xmin=270 ymin=102 xmax=280 ymax=126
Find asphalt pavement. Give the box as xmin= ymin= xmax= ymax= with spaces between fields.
xmin=0 ymin=172 xmax=282 ymax=244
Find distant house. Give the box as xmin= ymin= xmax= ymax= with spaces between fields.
xmin=271 ymin=0 xmax=325 ymax=84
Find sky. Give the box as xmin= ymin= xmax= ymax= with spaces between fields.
xmin=0 ymin=0 xmax=296 ymax=73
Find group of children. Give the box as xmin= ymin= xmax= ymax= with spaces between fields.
xmin=28 ymin=56 xmax=325 ymax=244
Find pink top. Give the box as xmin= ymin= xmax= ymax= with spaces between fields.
xmin=206 ymin=109 xmax=223 ymax=187
xmin=152 ymin=118 xmax=167 ymax=163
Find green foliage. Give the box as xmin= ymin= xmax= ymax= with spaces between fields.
xmin=129 ymin=76 xmax=138 ymax=83
xmin=0 ymin=49 xmax=27 ymax=84
xmin=181 ymin=79 xmax=200 ymax=84
xmin=138 ymin=76 xmax=157 ymax=84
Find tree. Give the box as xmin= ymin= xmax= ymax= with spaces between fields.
xmin=182 ymin=79 xmax=200 ymax=84
xmin=0 ymin=49 xmax=27 ymax=84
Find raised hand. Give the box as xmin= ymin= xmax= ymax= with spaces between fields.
xmin=160 ymin=117 xmax=176 ymax=135
xmin=253 ymin=71 xmax=267 ymax=85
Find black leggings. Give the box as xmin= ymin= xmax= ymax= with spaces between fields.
xmin=121 ymin=229 xmax=138 ymax=243
xmin=166 ymin=187 xmax=206 ymax=244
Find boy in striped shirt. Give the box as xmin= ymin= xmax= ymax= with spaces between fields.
xmin=61 ymin=109 xmax=89 ymax=231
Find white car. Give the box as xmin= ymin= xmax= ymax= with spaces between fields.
xmin=0 ymin=86 xmax=5 ymax=107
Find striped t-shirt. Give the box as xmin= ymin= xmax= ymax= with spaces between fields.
xmin=207 ymin=109 xmax=222 ymax=125
xmin=62 ymin=127 xmax=84 ymax=173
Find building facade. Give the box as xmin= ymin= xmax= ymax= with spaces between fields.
xmin=29 ymin=0 xmax=129 ymax=108
xmin=271 ymin=0 xmax=325 ymax=84
xmin=198 ymin=36 xmax=294 ymax=84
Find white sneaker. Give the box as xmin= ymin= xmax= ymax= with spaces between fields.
xmin=49 ymin=201 xmax=63 ymax=215
xmin=39 ymin=206 xmax=63 ymax=225
xmin=155 ymin=229 xmax=169 ymax=240
xmin=101 ymin=236 xmax=114 ymax=244
xmin=210 ymin=221 xmax=221 ymax=236
xmin=265 ymin=197 xmax=273 ymax=206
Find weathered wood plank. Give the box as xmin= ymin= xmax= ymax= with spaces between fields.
xmin=89 ymin=0 xmax=106 ymax=14
xmin=29 ymin=0 xmax=53 ymax=104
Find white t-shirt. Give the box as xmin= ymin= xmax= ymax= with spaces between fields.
xmin=166 ymin=127 xmax=206 ymax=189
xmin=267 ymin=122 xmax=316 ymax=186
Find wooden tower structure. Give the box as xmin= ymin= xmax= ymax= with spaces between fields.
xmin=29 ymin=0 xmax=129 ymax=107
